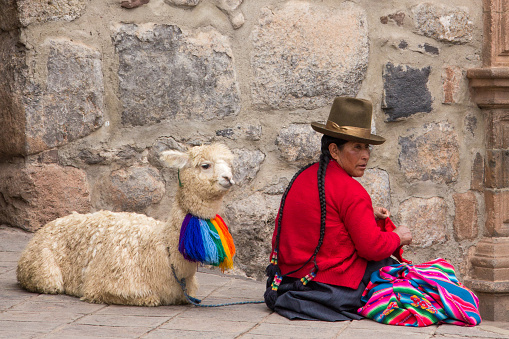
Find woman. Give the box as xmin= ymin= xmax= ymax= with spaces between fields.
xmin=265 ymin=97 xmax=412 ymax=321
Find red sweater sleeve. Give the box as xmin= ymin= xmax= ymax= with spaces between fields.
xmin=342 ymin=189 xmax=400 ymax=261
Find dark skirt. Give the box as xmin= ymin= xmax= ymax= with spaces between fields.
xmin=274 ymin=257 xmax=399 ymax=321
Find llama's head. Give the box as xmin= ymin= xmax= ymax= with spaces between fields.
xmin=160 ymin=143 xmax=235 ymax=204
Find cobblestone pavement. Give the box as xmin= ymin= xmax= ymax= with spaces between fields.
xmin=1 ymin=225 xmax=508 ymax=339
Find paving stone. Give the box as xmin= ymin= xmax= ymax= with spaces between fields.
xmin=250 ymin=1 xmax=368 ymax=109
xmin=113 ymin=24 xmax=240 ymax=126
xmin=248 ymin=322 xmax=342 ymax=337
xmin=178 ymin=304 xmax=269 ymax=322
xmin=10 ymin=299 xmax=105 ymax=314
xmin=435 ymin=323 xmax=509 ymax=338
xmin=0 ymin=226 xmax=32 ymax=252
xmin=0 ymin=331 xmax=37 ymax=339
xmin=160 ymin=316 xmax=257 ymax=334
xmin=75 ymin=314 xmax=170 ymax=328
xmin=0 ymin=320 xmax=62 ymax=334
xmin=382 ymin=63 xmax=432 ymax=122
xmin=94 ymin=304 xmax=184 ymax=317
xmin=0 ymin=310 xmax=83 ymax=323
xmin=144 ymin=329 xmax=236 ymax=339
xmin=50 ymin=323 xmax=152 ymax=338
xmin=337 ymin=328 xmax=433 ymax=339
xmin=2 ymin=227 xmax=509 ymax=337
xmin=0 ymin=251 xmax=21 ymax=262
xmin=348 ymin=319 xmax=436 ymax=332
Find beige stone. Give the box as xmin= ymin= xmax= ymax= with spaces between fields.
xmin=398 ymin=197 xmax=447 ymax=248
xmin=0 ymin=163 xmax=91 ymax=231
xmin=17 ymin=0 xmax=87 ymax=26
xmin=398 ymin=121 xmax=460 ymax=184
xmin=96 ymin=165 xmax=165 ymax=213
xmin=453 ymin=191 xmax=478 ymax=240
xmin=275 ymin=124 xmax=321 ymax=165
xmin=250 ymin=1 xmax=369 ymax=109
xmin=411 ymin=3 xmax=473 ymax=44
xmin=355 ymin=168 xmax=391 ymax=210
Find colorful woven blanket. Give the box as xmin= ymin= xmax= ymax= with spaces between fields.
xmin=358 ymin=258 xmax=481 ymax=327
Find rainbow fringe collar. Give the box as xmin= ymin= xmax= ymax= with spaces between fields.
xmin=178 ymin=214 xmax=235 ymax=271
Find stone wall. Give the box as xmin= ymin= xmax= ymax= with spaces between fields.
xmin=0 ymin=0 xmax=483 ymax=280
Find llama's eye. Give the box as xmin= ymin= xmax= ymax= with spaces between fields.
xmin=201 ymin=164 xmax=211 ymax=170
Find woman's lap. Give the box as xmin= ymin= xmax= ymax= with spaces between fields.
xmin=274 ymin=257 xmax=398 ymax=321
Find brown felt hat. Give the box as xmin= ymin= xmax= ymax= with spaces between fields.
xmin=311 ymin=97 xmax=385 ymax=145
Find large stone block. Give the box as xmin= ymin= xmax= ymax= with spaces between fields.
xmin=398 ymin=197 xmax=447 ymax=248
xmin=398 ymin=121 xmax=459 ymax=184
xmin=382 ymin=63 xmax=432 ymax=121
xmin=250 ymin=1 xmax=369 ymax=110
xmin=23 ymin=39 xmax=104 ymax=154
xmin=96 ymin=165 xmax=165 ymax=212
xmin=0 ymin=163 xmax=91 ymax=231
xmin=275 ymin=124 xmax=321 ymax=165
xmin=225 ymin=192 xmax=280 ymax=279
xmin=113 ymin=24 xmax=240 ymax=126
xmin=232 ymin=148 xmax=265 ymax=186
xmin=0 ymin=0 xmax=21 ymax=31
xmin=411 ymin=3 xmax=473 ymax=44
xmin=355 ymin=168 xmax=391 ymax=209
xmin=485 ymin=109 xmax=509 ymax=149
xmin=453 ymin=191 xmax=478 ymax=241
xmin=0 ymin=31 xmax=26 ymax=158
xmin=485 ymin=189 xmax=509 ymax=237
xmin=485 ymin=149 xmax=509 ymax=189
xmin=17 ymin=0 xmax=87 ymax=26
xmin=1 ymin=38 xmax=104 ymax=157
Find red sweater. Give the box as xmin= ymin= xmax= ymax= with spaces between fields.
xmin=272 ymin=160 xmax=400 ymax=289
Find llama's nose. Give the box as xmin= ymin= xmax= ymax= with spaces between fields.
xmin=222 ymin=175 xmax=234 ymax=187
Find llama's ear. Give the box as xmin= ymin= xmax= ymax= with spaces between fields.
xmin=160 ymin=150 xmax=189 ymax=169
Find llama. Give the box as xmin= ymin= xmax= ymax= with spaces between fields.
xmin=16 ymin=143 xmax=235 ymax=306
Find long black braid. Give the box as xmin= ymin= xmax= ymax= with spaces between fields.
xmin=312 ymin=135 xmax=347 ymax=270
xmin=265 ymin=135 xmax=347 ymax=309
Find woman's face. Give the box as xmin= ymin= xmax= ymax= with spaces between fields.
xmin=329 ymin=141 xmax=371 ymax=177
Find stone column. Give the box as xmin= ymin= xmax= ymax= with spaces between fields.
xmin=466 ymin=0 xmax=509 ymax=322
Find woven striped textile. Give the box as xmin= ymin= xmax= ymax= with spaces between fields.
xmin=357 ymin=258 xmax=481 ymax=327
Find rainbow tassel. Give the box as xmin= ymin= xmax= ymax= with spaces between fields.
xmin=179 ymin=214 xmax=236 ymax=271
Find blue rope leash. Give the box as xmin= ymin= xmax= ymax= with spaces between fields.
xmin=171 ymin=265 xmax=264 ymax=307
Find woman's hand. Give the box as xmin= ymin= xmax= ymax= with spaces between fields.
xmin=393 ymin=225 xmax=412 ymax=246
xmin=374 ymin=206 xmax=390 ymax=220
